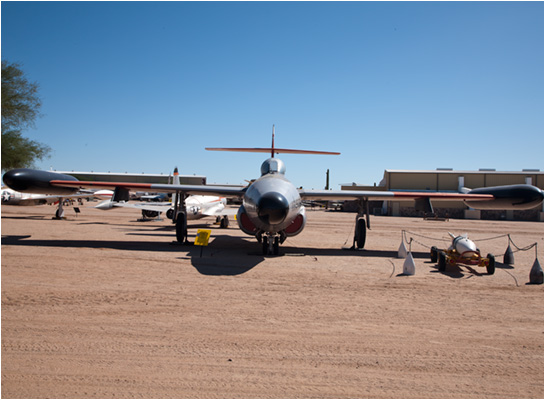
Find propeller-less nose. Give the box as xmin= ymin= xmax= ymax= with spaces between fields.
xmin=257 ymin=192 xmax=289 ymax=225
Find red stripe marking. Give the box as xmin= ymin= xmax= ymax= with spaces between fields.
xmin=392 ymin=192 xmax=493 ymax=200
xmin=51 ymin=180 xmax=154 ymax=189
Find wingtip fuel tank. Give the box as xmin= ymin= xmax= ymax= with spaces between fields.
xmin=464 ymin=184 xmax=544 ymax=210
xmin=3 ymin=168 xmax=79 ymax=196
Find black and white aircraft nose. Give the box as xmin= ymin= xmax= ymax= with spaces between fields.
xmin=257 ymin=192 xmax=289 ymax=225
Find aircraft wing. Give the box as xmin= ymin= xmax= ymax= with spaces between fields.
xmin=110 ymin=202 xmax=172 ymax=213
xmin=298 ymin=189 xmax=494 ymax=202
xmin=8 ymin=193 xmax=95 ymax=205
xmin=202 ymin=206 xmax=238 ymax=217
xmin=49 ymin=180 xmax=246 ymax=198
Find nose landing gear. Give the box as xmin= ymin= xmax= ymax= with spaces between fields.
xmin=259 ymin=231 xmax=286 ymax=255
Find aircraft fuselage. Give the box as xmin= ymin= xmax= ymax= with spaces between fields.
xmin=235 ymin=158 xmax=307 ymax=249
xmin=243 ymin=173 xmax=302 ymax=233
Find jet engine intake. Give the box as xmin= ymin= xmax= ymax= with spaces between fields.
xmin=237 ymin=206 xmax=258 ymax=236
xmin=284 ymin=208 xmax=306 ymax=237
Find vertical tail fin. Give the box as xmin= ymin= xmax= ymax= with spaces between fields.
xmin=173 ymin=166 xmax=180 ymax=185
xmin=172 ymin=167 xmax=180 ymax=205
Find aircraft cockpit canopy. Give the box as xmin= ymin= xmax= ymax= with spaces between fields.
xmin=261 ymin=158 xmax=286 ymax=176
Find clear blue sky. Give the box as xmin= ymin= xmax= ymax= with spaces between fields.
xmin=2 ymin=1 xmax=543 ymax=189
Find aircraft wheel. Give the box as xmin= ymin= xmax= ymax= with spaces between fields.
xmin=176 ymin=213 xmax=187 ymax=243
xmin=220 ymin=216 xmax=229 ymax=229
xmin=262 ymin=236 xmax=269 ymax=255
xmin=166 ymin=209 xmax=174 ymax=220
xmin=438 ymin=251 xmax=447 ymax=272
xmin=486 ymin=254 xmax=495 ymax=275
xmin=143 ymin=210 xmax=159 ymax=219
xmin=430 ymin=246 xmax=438 ymax=263
xmin=55 ymin=209 xmax=63 ymax=219
xmin=273 ymin=237 xmax=279 ymax=255
xmin=355 ymin=217 xmax=366 ymax=249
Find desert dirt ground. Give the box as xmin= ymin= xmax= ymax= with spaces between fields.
xmin=1 ymin=203 xmax=544 ymax=398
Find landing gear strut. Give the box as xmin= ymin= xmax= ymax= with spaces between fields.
xmin=53 ymin=198 xmax=65 ymax=219
xmin=174 ymin=191 xmax=188 ymax=244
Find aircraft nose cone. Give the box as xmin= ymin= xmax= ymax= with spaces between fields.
xmin=257 ymin=192 xmax=289 ymax=225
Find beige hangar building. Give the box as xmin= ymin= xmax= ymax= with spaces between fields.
xmin=341 ymin=169 xmax=544 ymax=221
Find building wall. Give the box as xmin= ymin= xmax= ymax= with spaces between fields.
xmin=342 ymin=169 xmax=544 ymax=221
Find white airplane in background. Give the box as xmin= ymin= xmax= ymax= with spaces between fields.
xmin=1 ymin=187 xmax=113 ymax=218
xmin=94 ymin=167 xmax=236 ymax=226
xmin=3 ymin=126 xmax=543 ymax=255
xmin=96 ymin=194 xmax=236 ymax=226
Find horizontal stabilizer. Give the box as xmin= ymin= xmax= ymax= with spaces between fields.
xmin=206 ymin=147 xmax=340 ymax=155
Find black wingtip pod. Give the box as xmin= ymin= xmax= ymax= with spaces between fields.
xmin=2 ymin=168 xmax=79 ymax=195
xmin=465 ymin=184 xmax=544 ymax=210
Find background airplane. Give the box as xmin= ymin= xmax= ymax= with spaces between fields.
xmin=1 ymin=187 xmax=113 ymax=218
xmin=3 ymin=128 xmax=543 ymax=255
xmin=94 ymin=167 xmax=236 ymax=225
xmin=96 ymin=194 xmax=236 ymax=227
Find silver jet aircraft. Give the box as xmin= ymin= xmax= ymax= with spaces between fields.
xmin=3 ymin=127 xmax=543 ymax=255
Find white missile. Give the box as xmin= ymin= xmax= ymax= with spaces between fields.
xmin=448 ymin=232 xmax=478 ymax=258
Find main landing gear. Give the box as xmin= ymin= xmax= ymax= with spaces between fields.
xmin=216 ymin=215 xmax=230 ymax=229
xmin=53 ymin=198 xmax=66 ymax=219
xmin=354 ymin=216 xmax=366 ymax=249
xmin=176 ymin=211 xmax=188 ymax=244
xmin=352 ymin=198 xmax=369 ymax=250
xmin=172 ymin=192 xmax=230 ymax=245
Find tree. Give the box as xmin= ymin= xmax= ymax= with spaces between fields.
xmin=2 ymin=60 xmax=50 ymax=170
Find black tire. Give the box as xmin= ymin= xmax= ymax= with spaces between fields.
xmin=176 ymin=212 xmax=187 ymax=243
xmin=430 ymin=246 xmax=438 ymax=263
xmin=143 ymin=210 xmax=160 ymax=219
xmin=220 ymin=216 xmax=229 ymax=229
xmin=438 ymin=251 xmax=447 ymax=272
xmin=166 ymin=209 xmax=174 ymax=220
xmin=355 ymin=217 xmax=366 ymax=249
xmin=262 ymin=236 xmax=269 ymax=255
xmin=486 ymin=254 xmax=495 ymax=275
xmin=273 ymin=237 xmax=279 ymax=255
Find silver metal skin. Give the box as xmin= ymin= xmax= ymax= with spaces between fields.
xmin=242 ymin=158 xmax=303 ymax=234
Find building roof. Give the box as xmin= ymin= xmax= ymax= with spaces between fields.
xmin=384 ymin=169 xmax=543 ymax=175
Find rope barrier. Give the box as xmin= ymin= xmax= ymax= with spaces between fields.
xmin=401 ymin=230 xmax=539 ymax=260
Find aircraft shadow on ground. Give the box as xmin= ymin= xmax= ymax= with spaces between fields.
xmin=281 ymin=246 xmax=430 ymax=260
xmin=184 ymin=235 xmax=433 ymax=276
xmin=181 ymin=234 xmax=265 ymax=276
xmin=1 ymin=234 xmax=183 ymax=253
xmin=2 ymin=215 xmax=48 ymax=221
xmin=0 ymin=232 xmax=264 ymax=276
